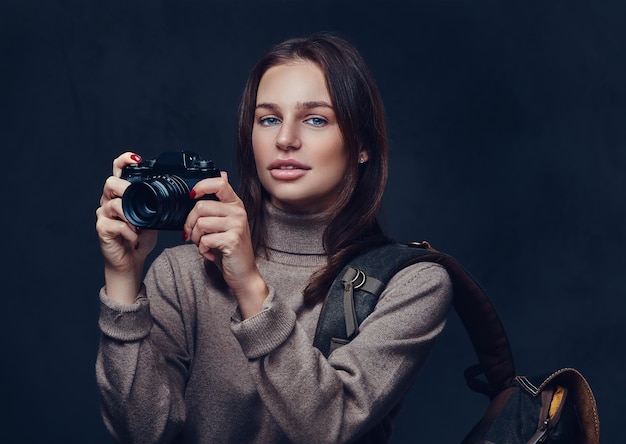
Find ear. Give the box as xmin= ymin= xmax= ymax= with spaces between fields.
xmin=358 ymin=150 xmax=369 ymax=164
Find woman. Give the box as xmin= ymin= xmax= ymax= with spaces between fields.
xmin=95 ymin=32 xmax=452 ymax=443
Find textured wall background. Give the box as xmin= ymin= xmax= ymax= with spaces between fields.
xmin=1 ymin=0 xmax=624 ymax=442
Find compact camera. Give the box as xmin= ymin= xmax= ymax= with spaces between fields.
xmin=121 ymin=151 xmax=220 ymax=230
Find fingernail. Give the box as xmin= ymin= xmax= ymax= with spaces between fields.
xmin=189 ymin=189 xmax=197 ymax=199
xmin=131 ymin=154 xmax=142 ymax=163
xmin=182 ymin=231 xmax=188 ymax=242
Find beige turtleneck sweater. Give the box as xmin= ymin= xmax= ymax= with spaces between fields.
xmin=96 ymin=203 xmax=452 ymax=443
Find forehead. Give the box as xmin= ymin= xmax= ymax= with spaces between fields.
xmin=256 ymin=61 xmax=331 ymax=104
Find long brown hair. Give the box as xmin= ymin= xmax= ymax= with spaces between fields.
xmin=236 ymin=32 xmax=391 ymax=303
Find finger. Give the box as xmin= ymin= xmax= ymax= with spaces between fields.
xmin=190 ymin=173 xmax=241 ymax=205
xmin=101 ymin=175 xmax=132 ymax=205
xmin=187 ymin=213 xmax=225 ymax=246
xmin=100 ymin=151 xmax=140 ymax=206
xmin=184 ymin=188 xmax=243 ymax=233
xmin=96 ymin=211 xmax=140 ymax=248
xmin=192 ymin=198 xmax=247 ymax=219
xmin=195 ymin=230 xmax=237 ymax=259
xmin=199 ymin=244 xmax=221 ymax=265
xmin=193 ymin=213 xmax=252 ymax=266
xmin=112 ymin=152 xmax=143 ymax=177
xmin=188 ymin=213 xmax=243 ymax=246
xmin=185 ymin=200 xmax=247 ymax=241
xmin=99 ymin=196 xmax=128 ymax=222
xmin=98 ymin=197 xmax=145 ymax=242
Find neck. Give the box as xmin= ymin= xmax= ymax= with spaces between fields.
xmin=261 ymin=200 xmax=328 ymax=266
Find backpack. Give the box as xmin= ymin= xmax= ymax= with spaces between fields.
xmin=313 ymin=241 xmax=600 ymax=444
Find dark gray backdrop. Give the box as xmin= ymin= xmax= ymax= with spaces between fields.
xmin=1 ymin=0 xmax=624 ymax=442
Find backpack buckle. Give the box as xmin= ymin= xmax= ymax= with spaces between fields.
xmin=342 ymin=267 xmax=366 ymax=290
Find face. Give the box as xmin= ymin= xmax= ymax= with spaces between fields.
xmin=252 ymin=60 xmax=351 ymax=213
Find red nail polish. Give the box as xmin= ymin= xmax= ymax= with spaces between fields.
xmin=182 ymin=231 xmax=188 ymax=242
xmin=131 ymin=154 xmax=142 ymax=163
xmin=189 ymin=189 xmax=197 ymax=199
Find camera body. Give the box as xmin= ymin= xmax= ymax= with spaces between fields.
xmin=121 ymin=151 xmax=220 ymax=230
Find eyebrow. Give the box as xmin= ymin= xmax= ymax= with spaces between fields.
xmin=255 ymin=101 xmax=334 ymax=111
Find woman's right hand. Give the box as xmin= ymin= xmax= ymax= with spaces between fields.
xmin=95 ymin=152 xmax=158 ymax=304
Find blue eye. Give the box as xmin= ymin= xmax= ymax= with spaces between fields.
xmin=259 ymin=116 xmax=281 ymax=126
xmin=306 ymin=117 xmax=327 ymax=126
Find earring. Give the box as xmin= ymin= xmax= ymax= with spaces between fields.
xmin=359 ymin=156 xmax=366 ymax=164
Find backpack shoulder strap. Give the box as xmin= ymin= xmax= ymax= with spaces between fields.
xmin=313 ymin=241 xmax=516 ymax=396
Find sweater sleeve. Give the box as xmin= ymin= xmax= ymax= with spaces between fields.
xmin=95 ymin=253 xmax=190 ymax=444
xmin=230 ymin=262 xmax=453 ymax=443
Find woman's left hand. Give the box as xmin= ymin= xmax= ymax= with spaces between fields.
xmin=183 ymin=172 xmax=268 ymax=318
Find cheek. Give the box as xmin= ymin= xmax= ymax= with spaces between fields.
xmin=321 ymin=146 xmax=350 ymax=186
xmin=251 ymin=129 xmax=261 ymax=158
xmin=251 ymin=136 xmax=277 ymax=192
xmin=251 ymin=131 xmax=269 ymax=166
xmin=325 ymin=136 xmax=349 ymax=169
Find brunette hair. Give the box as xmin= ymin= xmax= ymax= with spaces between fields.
xmin=236 ymin=32 xmax=390 ymax=303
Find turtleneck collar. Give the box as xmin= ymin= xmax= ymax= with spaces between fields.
xmin=262 ymin=200 xmax=328 ymax=266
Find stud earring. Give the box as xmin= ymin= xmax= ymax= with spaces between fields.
xmin=359 ymin=156 xmax=366 ymax=164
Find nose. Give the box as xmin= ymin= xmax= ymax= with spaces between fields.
xmin=275 ymin=120 xmax=301 ymax=151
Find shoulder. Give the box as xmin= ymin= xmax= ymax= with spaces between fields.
xmin=345 ymin=242 xmax=454 ymax=301
xmin=381 ymin=261 xmax=453 ymax=313
xmin=358 ymin=260 xmax=453 ymax=337
xmin=389 ymin=261 xmax=452 ymax=291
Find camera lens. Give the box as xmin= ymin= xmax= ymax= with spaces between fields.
xmin=122 ymin=175 xmax=192 ymax=230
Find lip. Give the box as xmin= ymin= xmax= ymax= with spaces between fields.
xmin=268 ymin=159 xmax=311 ymax=180
xmin=268 ymin=159 xmax=310 ymax=170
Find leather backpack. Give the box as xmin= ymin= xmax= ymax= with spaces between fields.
xmin=313 ymin=241 xmax=600 ymax=443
